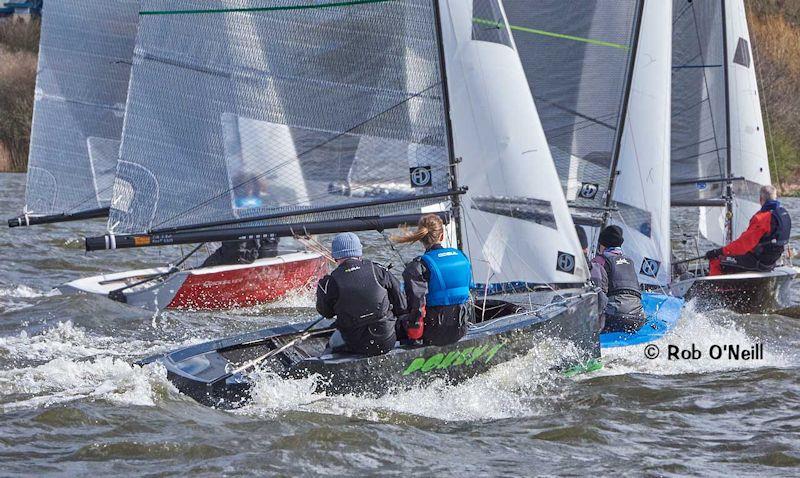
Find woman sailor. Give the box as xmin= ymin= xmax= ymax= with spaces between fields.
xmin=393 ymin=214 xmax=473 ymax=346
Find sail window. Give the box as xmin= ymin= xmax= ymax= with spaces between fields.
xmin=470 ymin=196 xmax=557 ymax=230
xmin=472 ymin=0 xmax=513 ymax=48
xmin=733 ymin=38 xmax=751 ymax=68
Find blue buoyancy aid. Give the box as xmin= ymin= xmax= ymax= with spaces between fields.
xmin=420 ymin=247 xmax=472 ymax=306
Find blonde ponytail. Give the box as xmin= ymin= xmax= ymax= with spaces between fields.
xmin=392 ymin=214 xmax=444 ymax=246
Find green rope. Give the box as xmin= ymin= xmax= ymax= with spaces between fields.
xmin=140 ymin=0 xmax=394 ymax=16
xmin=473 ymin=18 xmax=629 ymax=51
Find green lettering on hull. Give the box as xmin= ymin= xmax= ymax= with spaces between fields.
xmin=402 ymin=343 xmax=506 ymax=376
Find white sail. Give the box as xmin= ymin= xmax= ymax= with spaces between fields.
xmin=110 ymin=0 xmax=454 ymax=234
xmin=673 ymin=0 xmax=770 ymax=246
xmin=610 ymin=0 xmax=673 ymax=286
xmin=23 ymin=0 xmax=138 ymax=216
xmin=440 ymin=0 xmax=588 ymax=287
xmin=725 ymin=0 xmax=770 ymax=238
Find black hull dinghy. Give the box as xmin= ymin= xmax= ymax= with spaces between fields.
xmin=139 ymin=295 xmax=599 ymax=409
xmin=671 ymin=265 xmax=799 ymax=315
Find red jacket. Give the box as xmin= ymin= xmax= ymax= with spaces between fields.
xmin=722 ymin=210 xmax=773 ymax=256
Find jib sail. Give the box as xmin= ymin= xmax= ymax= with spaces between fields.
xmin=441 ymin=0 xmax=589 ymax=287
xmin=505 ymin=0 xmax=673 ymax=286
xmin=671 ymin=0 xmax=770 ymax=245
xmin=108 ymin=0 xmax=455 ymax=236
xmin=20 ymin=0 xmax=138 ymax=219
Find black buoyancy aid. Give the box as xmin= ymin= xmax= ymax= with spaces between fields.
xmin=603 ymin=254 xmax=642 ymax=298
xmin=754 ymin=206 xmax=791 ymax=265
xmin=329 ymin=259 xmax=391 ymax=330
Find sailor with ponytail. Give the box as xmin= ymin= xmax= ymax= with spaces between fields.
xmin=393 ymin=214 xmax=472 ymax=346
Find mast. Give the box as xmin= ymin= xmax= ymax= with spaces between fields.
xmin=602 ymin=0 xmax=645 ymax=227
xmin=432 ymin=0 xmax=463 ymax=250
xmin=721 ymin=0 xmax=734 ymax=244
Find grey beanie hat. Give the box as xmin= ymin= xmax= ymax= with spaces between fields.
xmin=331 ymin=232 xmax=363 ymax=260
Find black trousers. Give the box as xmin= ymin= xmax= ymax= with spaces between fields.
xmin=601 ymin=313 xmax=646 ymax=334
xmin=421 ymin=304 xmax=470 ymax=346
xmin=338 ymin=320 xmax=396 ymax=356
xmin=720 ymin=253 xmax=776 ymax=274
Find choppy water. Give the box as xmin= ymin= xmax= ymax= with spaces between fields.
xmin=2 ymin=173 xmax=800 ymax=476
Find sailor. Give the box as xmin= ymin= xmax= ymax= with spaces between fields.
xmin=705 ymin=185 xmax=792 ymax=275
xmin=316 ymin=232 xmax=405 ymax=356
xmin=392 ymin=214 xmax=472 ymax=346
xmin=200 ymin=236 xmax=280 ymax=268
xmin=590 ymin=225 xmax=646 ymax=333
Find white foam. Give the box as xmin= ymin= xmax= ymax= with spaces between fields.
xmin=0 ymin=357 xmax=171 ymax=412
xmin=0 ymin=321 xmax=195 ymax=362
xmin=0 ymin=284 xmax=50 ymax=313
xmin=597 ymin=302 xmax=796 ymax=377
xmin=0 ymin=284 xmax=45 ymax=299
xmin=0 ymin=321 xmax=204 ymax=412
xmin=240 ymin=338 xmax=584 ymax=422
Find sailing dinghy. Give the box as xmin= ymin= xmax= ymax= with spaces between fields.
xmin=134 ymin=0 xmax=601 ymax=408
xmin=669 ymin=0 xmax=799 ymax=314
xmin=7 ymin=0 xmax=327 ymax=311
xmin=505 ymin=0 xmax=684 ymax=347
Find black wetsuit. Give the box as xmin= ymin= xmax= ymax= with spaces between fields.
xmin=316 ymin=258 xmax=405 ymax=356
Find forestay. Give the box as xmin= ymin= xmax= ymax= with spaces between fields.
xmin=23 ymin=0 xmax=138 ymax=216
xmin=440 ymin=0 xmax=589 ymax=288
xmin=505 ymin=1 xmax=672 ymax=286
xmin=110 ymin=0 xmax=453 ymax=235
xmin=671 ymin=0 xmax=770 ymax=245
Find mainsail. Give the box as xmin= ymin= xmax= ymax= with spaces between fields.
xmin=671 ymin=0 xmax=770 ymax=245
xmin=505 ymin=0 xmax=672 ymax=285
xmin=441 ymin=0 xmax=589 ymax=287
xmin=109 ymin=0 xmax=454 ymax=236
xmin=19 ymin=0 xmax=138 ymax=219
xmin=87 ymin=0 xmax=590 ymax=294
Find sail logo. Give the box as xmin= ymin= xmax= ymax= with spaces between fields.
xmin=402 ymin=343 xmax=505 ymax=375
xmin=640 ymin=258 xmax=661 ymax=278
xmin=409 ymin=166 xmax=432 ymax=187
xmin=557 ymin=251 xmax=576 ymax=274
xmin=579 ymin=183 xmax=599 ymax=199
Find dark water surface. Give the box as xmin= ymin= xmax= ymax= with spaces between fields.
xmin=2 ymin=173 xmax=799 ymax=476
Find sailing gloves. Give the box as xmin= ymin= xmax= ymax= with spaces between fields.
xmin=705 ymin=248 xmax=723 ymax=260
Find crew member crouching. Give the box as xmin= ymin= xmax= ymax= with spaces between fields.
xmin=316 ymin=233 xmax=406 ymax=356
xmin=705 ymin=185 xmax=791 ymax=275
xmin=591 ymin=225 xmax=646 ymax=333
